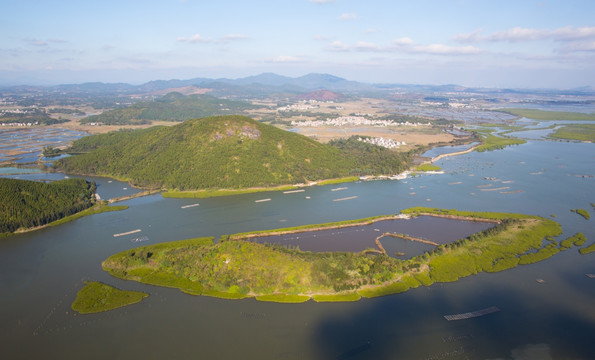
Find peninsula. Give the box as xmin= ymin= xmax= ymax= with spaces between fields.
xmin=0 ymin=177 xmax=126 ymax=237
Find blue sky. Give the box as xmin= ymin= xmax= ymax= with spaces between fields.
xmin=1 ymin=0 xmax=595 ymax=88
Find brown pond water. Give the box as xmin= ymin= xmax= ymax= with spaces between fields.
xmin=250 ymin=216 xmax=495 ymax=258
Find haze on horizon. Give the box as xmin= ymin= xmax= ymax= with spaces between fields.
xmin=1 ymin=0 xmax=594 ymax=89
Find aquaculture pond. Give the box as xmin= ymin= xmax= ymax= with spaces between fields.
xmin=249 ymin=216 xmax=494 ymax=258
xmin=0 ymin=127 xmax=85 ymax=164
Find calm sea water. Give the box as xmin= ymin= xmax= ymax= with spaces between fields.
xmin=1 ymin=136 xmax=594 ymax=359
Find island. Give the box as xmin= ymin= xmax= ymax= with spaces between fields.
xmin=101 ymin=207 xmax=588 ymax=303
xmin=0 ymin=177 xmax=127 ymax=237
xmin=71 ymin=281 xmax=148 ymax=314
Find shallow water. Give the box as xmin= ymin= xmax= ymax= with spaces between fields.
xmin=421 ymin=142 xmax=478 ymax=158
xmin=0 ymin=135 xmax=594 ymax=359
xmin=251 ymin=216 xmax=493 ymax=256
xmin=0 ymin=127 xmax=85 ymax=164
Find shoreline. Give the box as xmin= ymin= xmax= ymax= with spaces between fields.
xmin=102 ymin=208 xmax=565 ymax=303
xmin=3 ymin=202 xmax=128 ymax=238
xmin=47 ymin=135 xmax=482 ymax=200
xmin=430 ymin=144 xmax=480 ymax=163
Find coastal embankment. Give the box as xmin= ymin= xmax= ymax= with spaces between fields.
xmin=430 ymin=144 xmax=480 ymax=163
xmin=108 ymin=189 xmax=161 ymax=203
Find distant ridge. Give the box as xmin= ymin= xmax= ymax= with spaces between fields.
xmin=3 ymin=73 xmax=594 ymax=97
xmin=294 ymin=90 xmax=345 ymax=101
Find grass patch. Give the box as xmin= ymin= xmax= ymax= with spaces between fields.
xmin=312 ymin=293 xmax=361 ymax=302
xmin=359 ymin=275 xmax=421 ymax=298
xmin=162 ymin=185 xmax=297 ymax=199
xmin=255 ymin=294 xmax=310 ymax=303
xmin=226 ymin=214 xmax=397 ymax=240
xmin=497 ymin=108 xmax=595 ymax=121
xmin=518 ymin=243 xmax=561 ymax=264
xmin=560 ymin=233 xmax=586 ymax=250
xmin=550 ymin=124 xmax=595 ymax=142
xmin=71 ymin=281 xmax=148 ymax=314
xmin=202 ymin=289 xmax=252 ymax=300
xmin=315 ymin=176 xmax=360 ymax=186
xmin=475 ymin=134 xmax=526 ymax=152
xmin=416 ymin=163 xmax=442 ymax=172
xmin=400 ymin=207 xmax=536 ymax=221
xmin=50 ymin=203 xmax=128 ymax=227
xmin=579 ymin=242 xmax=595 ymax=255
xmin=571 ymin=209 xmax=591 ymax=220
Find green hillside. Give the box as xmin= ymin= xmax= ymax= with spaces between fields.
xmin=81 ymin=93 xmax=259 ymax=125
xmin=0 ymin=178 xmax=96 ymax=234
xmin=55 ymin=115 xmax=411 ymax=190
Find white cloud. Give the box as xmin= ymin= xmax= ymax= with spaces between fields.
xmin=455 ymin=26 xmax=595 ymax=43
xmin=550 ymin=26 xmax=595 ymax=41
xmin=364 ymin=28 xmax=381 ymax=35
xmin=488 ymin=27 xmax=548 ymax=42
xmin=271 ymin=55 xmax=305 ymax=63
xmin=220 ymin=34 xmax=248 ymax=42
xmin=326 ymin=37 xmax=481 ymax=55
xmin=177 ymin=34 xmax=211 ymax=43
xmin=392 ymin=37 xmax=414 ymax=46
xmin=48 ymin=38 xmax=68 ymax=44
xmin=452 ymin=29 xmax=483 ymax=43
xmin=327 ymin=40 xmax=350 ymax=51
xmin=557 ymin=40 xmax=595 ymax=52
xmin=454 ymin=26 xmax=595 ymax=54
xmin=339 ymin=13 xmax=358 ymax=20
xmin=411 ymin=44 xmax=483 ymax=55
xmin=24 ymin=38 xmax=48 ymax=47
xmin=354 ymin=41 xmax=383 ymax=52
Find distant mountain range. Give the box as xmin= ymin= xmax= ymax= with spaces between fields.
xmin=2 ymin=73 xmax=594 ymax=99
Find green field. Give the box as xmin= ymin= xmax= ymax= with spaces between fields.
xmin=71 ymin=281 xmax=148 ymax=314
xmin=101 ymin=208 xmax=566 ymax=303
xmin=162 ymin=185 xmax=297 ymax=199
xmin=498 ymin=108 xmax=595 ymax=121
xmin=416 ymin=163 xmax=442 ymax=172
xmin=550 ymin=124 xmax=595 ymax=142
xmin=475 ymin=134 xmax=526 ymax=152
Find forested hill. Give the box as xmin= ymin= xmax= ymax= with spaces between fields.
xmin=54 ymin=115 xmax=411 ymax=190
xmin=0 ymin=178 xmax=96 ymax=234
xmin=81 ymin=93 xmax=260 ymax=125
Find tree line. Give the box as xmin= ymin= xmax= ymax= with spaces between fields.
xmin=0 ymin=178 xmax=96 ymax=234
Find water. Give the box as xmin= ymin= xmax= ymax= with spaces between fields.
xmin=251 ymin=216 xmax=493 ymax=256
xmin=421 ymin=142 xmax=478 ymax=158
xmin=1 ymin=139 xmax=594 ymax=359
xmin=505 ymin=119 xmax=595 ymax=140
xmin=0 ymin=127 xmax=85 ymax=164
